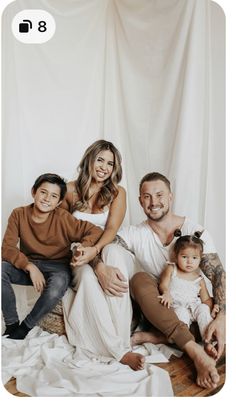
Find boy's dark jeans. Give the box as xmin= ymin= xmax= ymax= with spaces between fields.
xmin=2 ymin=260 xmax=71 ymax=329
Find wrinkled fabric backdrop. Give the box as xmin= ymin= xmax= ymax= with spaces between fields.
xmin=2 ymin=0 xmax=225 ymax=262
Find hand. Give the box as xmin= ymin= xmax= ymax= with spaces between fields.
xmin=204 ymin=312 xmax=225 ymax=359
xmin=94 ymin=262 xmax=129 ymax=297
xmin=158 ymin=292 xmax=172 ymax=308
xmin=70 ymin=245 xmax=97 ymax=267
xmin=26 ymin=262 xmax=46 ymax=293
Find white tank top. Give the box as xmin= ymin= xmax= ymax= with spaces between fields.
xmin=72 ymin=209 xmax=109 ymax=229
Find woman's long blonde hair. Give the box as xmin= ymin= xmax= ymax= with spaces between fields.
xmin=74 ymin=140 xmax=122 ymax=212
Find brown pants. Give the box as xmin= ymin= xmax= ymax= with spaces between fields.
xmin=130 ymin=272 xmax=194 ymax=350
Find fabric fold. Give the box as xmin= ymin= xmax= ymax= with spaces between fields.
xmin=2 ymin=327 xmax=174 ymax=396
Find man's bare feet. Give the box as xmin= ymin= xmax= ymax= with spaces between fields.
xmin=184 ymin=341 xmax=220 ymax=389
xmin=120 ymin=352 xmax=145 ymax=370
xmin=204 ymin=342 xmax=218 ymax=360
xmin=131 ymin=330 xmax=167 ymax=347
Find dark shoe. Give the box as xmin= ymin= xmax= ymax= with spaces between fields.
xmin=8 ymin=322 xmax=31 ymax=340
xmin=3 ymin=321 xmax=20 ymax=336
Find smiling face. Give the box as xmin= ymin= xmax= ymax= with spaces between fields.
xmin=139 ymin=179 xmax=172 ymax=222
xmin=92 ymin=149 xmax=114 ymax=183
xmin=32 ymin=182 xmax=62 ymax=214
xmin=176 ymin=246 xmax=201 ymax=273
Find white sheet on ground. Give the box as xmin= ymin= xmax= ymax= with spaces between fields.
xmin=2 ymin=327 xmax=175 ymax=396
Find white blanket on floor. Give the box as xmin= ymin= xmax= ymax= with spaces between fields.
xmin=2 ymin=327 xmax=177 ymax=396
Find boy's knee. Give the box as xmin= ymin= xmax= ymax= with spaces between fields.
xmin=58 ymin=270 xmax=71 ymax=286
xmin=48 ymin=271 xmax=70 ymax=299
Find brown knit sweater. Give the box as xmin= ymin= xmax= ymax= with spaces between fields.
xmin=1 ymin=204 xmax=103 ymax=270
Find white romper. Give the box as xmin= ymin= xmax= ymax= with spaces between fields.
xmin=169 ymin=264 xmax=213 ymax=340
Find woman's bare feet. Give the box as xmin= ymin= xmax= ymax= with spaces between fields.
xmin=204 ymin=342 xmax=218 ymax=360
xmin=184 ymin=341 xmax=220 ymax=389
xmin=120 ymin=352 xmax=145 ymax=370
xmin=131 ymin=330 xmax=167 ymax=347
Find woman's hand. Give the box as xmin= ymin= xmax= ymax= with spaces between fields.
xmin=71 ymin=245 xmax=98 ymax=267
xmin=26 ymin=262 xmax=46 ymax=293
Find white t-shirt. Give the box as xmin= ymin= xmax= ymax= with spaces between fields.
xmin=119 ymin=218 xmax=216 ymax=279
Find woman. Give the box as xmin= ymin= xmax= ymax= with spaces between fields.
xmin=61 ymin=140 xmax=144 ymax=370
xmin=61 ymin=140 xmax=125 ymax=262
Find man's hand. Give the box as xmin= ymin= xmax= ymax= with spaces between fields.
xmin=204 ymin=312 xmax=225 ymax=359
xmin=94 ymin=262 xmax=129 ymax=297
xmin=25 ymin=262 xmax=46 ymax=293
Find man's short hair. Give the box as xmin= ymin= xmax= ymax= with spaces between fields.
xmin=32 ymin=173 xmax=67 ymax=201
xmin=139 ymin=172 xmax=171 ymax=193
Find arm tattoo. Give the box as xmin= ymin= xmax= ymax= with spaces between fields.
xmin=112 ymin=235 xmax=134 ymax=254
xmin=200 ymin=253 xmax=226 ymax=313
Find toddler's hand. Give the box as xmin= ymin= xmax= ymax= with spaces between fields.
xmin=158 ymin=292 xmax=172 ymax=308
xmin=211 ymin=304 xmax=220 ymax=318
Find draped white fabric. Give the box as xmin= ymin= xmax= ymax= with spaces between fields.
xmin=2 ymin=279 xmax=179 ymax=397
xmin=2 ymin=0 xmax=225 ymax=260
xmin=2 ymin=328 xmax=175 ymax=397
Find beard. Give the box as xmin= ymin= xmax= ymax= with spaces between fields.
xmin=146 ymin=206 xmax=169 ymax=222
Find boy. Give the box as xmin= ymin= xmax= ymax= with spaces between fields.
xmin=2 ymin=173 xmax=103 ymax=339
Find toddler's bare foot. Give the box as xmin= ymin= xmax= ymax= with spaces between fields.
xmin=185 ymin=341 xmax=220 ymax=389
xmin=120 ymin=352 xmax=145 ymax=370
xmin=204 ymin=342 xmax=218 ymax=360
xmin=131 ymin=330 xmax=167 ymax=347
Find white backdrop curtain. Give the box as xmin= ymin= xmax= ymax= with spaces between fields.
xmin=2 ymin=0 xmax=225 ymax=263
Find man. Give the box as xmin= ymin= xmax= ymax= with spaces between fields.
xmin=93 ymin=172 xmax=225 ymax=389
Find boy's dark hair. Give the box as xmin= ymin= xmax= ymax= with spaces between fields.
xmin=139 ymin=172 xmax=171 ymax=193
xmin=173 ymin=231 xmax=204 ymax=256
xmin=32 ymin=173 xmax=67 ymax=201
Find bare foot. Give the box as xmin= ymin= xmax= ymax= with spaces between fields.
xmin=131 ymin=331 xmax=167 ymax=347
xmin=184 ymin=341 xmax=220 ymax=389
xmin=120 ymin=351 xmax=145 ymax=370
xmin=204 ymin=342 xmax=218 ymax=360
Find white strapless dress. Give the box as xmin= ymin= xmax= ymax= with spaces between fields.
xmin=72 ymin=209 xmax=109 ymax=229
xmin=63 ymin=207 xmax=136 ymax=361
